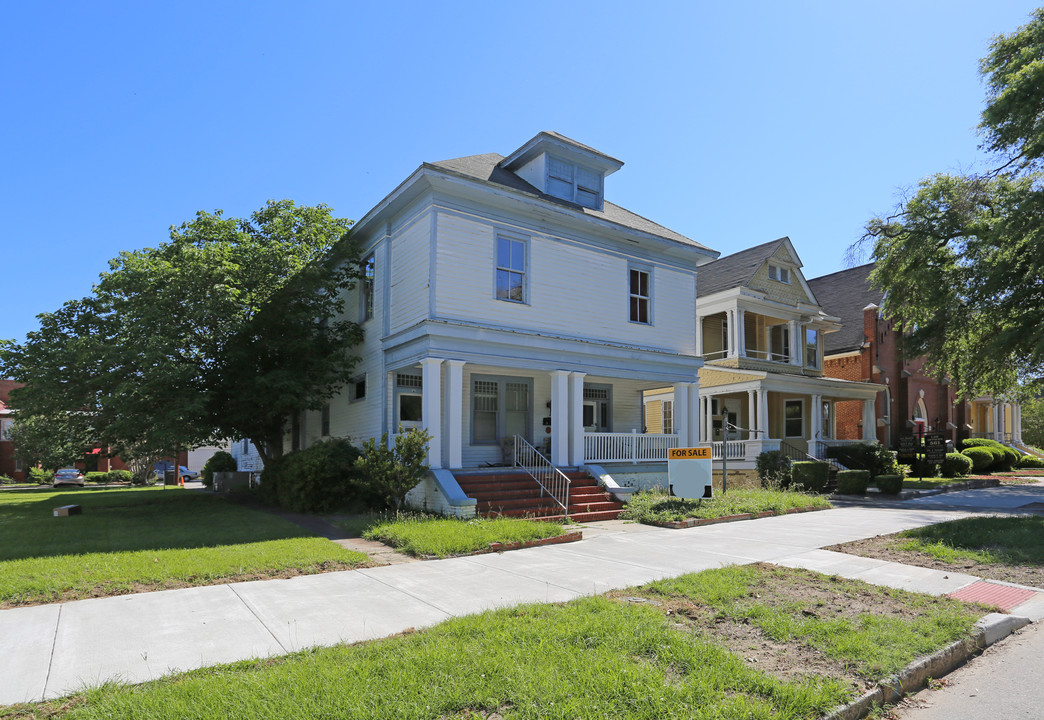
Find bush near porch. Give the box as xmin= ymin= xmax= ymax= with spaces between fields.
xmin=825 ymin=443 xmax=900 ymax=478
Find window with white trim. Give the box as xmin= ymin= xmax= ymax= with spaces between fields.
xmin=471 ymin=376 xmax=533 ymax=445
xmin=784 ymin=399 xmax=804 ymax=438
xmin=495 ymin=235 xmax=526 ymax=303
xmin=629 ymin=267 xmax=651 ymax=324
xmin=662 ymin=400 xmax=674 ymax=435
xmin=768 ymin=264 xmax=791 ymax=284
xmin=805 ymin=328 xmax=819 ymax=369
xmin=547 ymin=156 xmax=602 ymax=209
xmin=360 ymin=253 xmax=375 ymax=321
xmin=349 ymin=375 xmax=367 ymax=403
xmin=769 ymin=324 xmax=790 ymax=362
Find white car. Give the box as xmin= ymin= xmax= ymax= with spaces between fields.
xmin=53 ymin=468 xmax=85 ymax=487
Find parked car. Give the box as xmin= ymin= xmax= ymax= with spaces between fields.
xmin=152 ymin=462 xmax=200 ymax=483
xmin=52 ymin=468 xmax=85 ymax=487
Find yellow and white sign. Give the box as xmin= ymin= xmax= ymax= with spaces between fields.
xmin=667 ymin=446 xmax=713 ymax=499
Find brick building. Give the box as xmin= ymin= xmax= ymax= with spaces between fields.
xmin=808 ymin=264 xmax=1023 ymax=449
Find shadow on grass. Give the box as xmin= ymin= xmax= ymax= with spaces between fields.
xmin=901 ymin=515 xmax=1044 ymax=566
xmin=0 ymin=487 xmax=317 ymax=562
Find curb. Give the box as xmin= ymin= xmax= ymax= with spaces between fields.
xmin=647 ymin=504 xmax=830 ymax=530
xmin=821 ymin=612 xmax=1031 ymax=720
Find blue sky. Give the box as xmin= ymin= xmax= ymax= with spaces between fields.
xmin=2 ymin=0 xmax=1039 ymax=345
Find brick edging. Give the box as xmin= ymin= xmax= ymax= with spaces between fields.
xmin=646 ymin=504 xmax=831 ymax=530
xmin=486 ymin=530 xmax=583 ymax=552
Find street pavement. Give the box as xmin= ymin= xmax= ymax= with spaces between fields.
xmin=3 ymin=485 xmax=1044 ymax=707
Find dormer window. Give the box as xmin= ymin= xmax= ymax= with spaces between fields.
xmin=768 ymin=264 xmax=790 ymax=284
xmin=547 ymin=156 xmax=602 ymax=209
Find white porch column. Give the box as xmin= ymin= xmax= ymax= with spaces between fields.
xmin=747 ymin=390 xmax=756 ymax=438
xmin=550 ymin=371 xmax=569 ymax=466
xmin=568 ymin=372 xmax=586 ymax=466
xmin=688 ymin=380 xmax=701 ymax=446
xmin=1015 ymin=404 xmax=1023 ymax=443
xmin=757 ymin=389 xmax=770 ymax=439
xmin=789 ymin=320 xmax=802 ymax=366
xmin=727 ymin=309 xmax=738 ymax=358
xmin=673 ymin=383 xmax=690 ymax=447
xmin=705 ymin=394 xmax=714 ymax=442
xmin=862 ymin=399 xmax=876 ymax=441
xmin=811 ymin=394 xmax=823 ymax=451
xmin=695 ymin=316 xmax=704 ymax=357
xmin=443 ymin=360 xmax=465 ymax=470
xmin=420 ymin=358 xmax=444 ymax=468
xmin=737 ymin=308 xmax=746 ymax=358
xmin=992 ymin=402 xmax=1001 ymax=441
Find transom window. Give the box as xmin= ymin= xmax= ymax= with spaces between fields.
xmin=496 ymin=235 xmax=526 ymax=303
xmin=629 ymin=267 xmax=651 ymax=324
xmin=768 ymin=264 xmax=791 ymax=284
xmin=547 ymin=156 xmax=602 ymax=209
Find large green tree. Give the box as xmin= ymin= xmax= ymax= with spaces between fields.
xmin=0 ymin=200 xmax=363 ymax=469
xmin=860 ymin=9 xmax=1044 ymax=399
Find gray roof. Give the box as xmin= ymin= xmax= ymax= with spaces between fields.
xmin=429 ymin=153 xmax=711 ymax=251
xmin=695 ymin=237 xmax=789 ymax=296
xmin=806 ymin=264 xmax=883 ymax=354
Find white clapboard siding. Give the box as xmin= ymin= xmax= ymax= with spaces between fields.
xmin=433 ymin=211 xmax=696 ymax=354
xmin=388 ymin=212 xmax=431 ymax=335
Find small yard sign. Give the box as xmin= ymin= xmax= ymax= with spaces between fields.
xmin=668 ymin=447 xmax=712 ymax=499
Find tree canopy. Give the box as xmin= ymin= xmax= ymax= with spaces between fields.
xmin=0 ymin=200 xmax=363 ymax=471
xmin=859 ymin=8 xmax=1044 ymax=400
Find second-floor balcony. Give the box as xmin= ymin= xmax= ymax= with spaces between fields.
xmin=697 ymin=308 xmax=825 ymax=375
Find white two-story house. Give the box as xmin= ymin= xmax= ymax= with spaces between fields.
xmin=235 ymin=133 xmax=884 ymax=514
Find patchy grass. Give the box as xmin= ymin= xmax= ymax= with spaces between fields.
xmin=7 ymin=565 xmax=983 ymax=720
xmin=359 ymin=513 xmax=568 ymax=558
xmin=829 ymin=516 xmax=1044 ymax=588
xmin=621 ymin=488 xmax=830 ymax=525
xmin=0 ymin=487 xmax=368 ymax=607
xmin=901 ymin=477 xmax=958 ymax=490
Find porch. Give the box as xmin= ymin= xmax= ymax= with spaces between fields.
xmin=582 ymin=431 xmax=870 ymax=465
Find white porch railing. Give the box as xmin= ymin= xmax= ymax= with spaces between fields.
xmin=711 ymin=441 xmax=746 ymax=460
xmin=584 ymin=431 xmax=680 ymax=464
xmin=513 ymin=434 xmax=571 ymax=514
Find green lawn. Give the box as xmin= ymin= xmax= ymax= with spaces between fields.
xmin=17 ymin=565 xmax=982 ymax=720
xmin=0 ymin=487 xmax=367 ymax=606
xmin=621 ymin=488 xmax=830 ymax=525
xmin=357 ymin=514 xmax=568 ymax=557
xmin=901 ymin=477 xmax=960 ymax=490
xmin=895 ymin=516 xmax=1044 ymax=566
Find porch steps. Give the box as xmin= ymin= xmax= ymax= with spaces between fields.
xmin=455 ymin=470 xmax=625 ymax=523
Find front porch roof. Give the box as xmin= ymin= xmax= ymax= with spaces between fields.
xmin=384 ymin=318 xmax=704 ymax=383
xmin=698 ymin=365 xmax=882 ymax=400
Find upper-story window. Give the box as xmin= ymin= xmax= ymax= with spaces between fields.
xmin=547 ymin=156 xmax=602 ymax=209
xmin=629 ymin=267 xmax=651 ymax=324
xmin=361 ymin=253 xmax=375 ymax=321
xmin=768 ymin=264 xmax=790 ymax=284
xmin=805 ymin=328 xmax=820 ymax=368
xmin=495 ymin=235 xmax=526 ymax=303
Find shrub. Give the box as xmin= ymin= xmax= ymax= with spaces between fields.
xmin=874 ymin=474 xmax=903 ymax=495
xmin=909 ymin=453 xmax=938 ymax=478
xmin=257 ymin=438 xmax=364 ymax=513
xmin=1000 ymin=446 xmax=1021 ymax=471
xmin=356 ymin=428 xmax=433 ymax=510
xmin=84 ymin=470 xmax=131 ymax=483
xmin=962 ymin=447 xmax=994 ymax=472
xmin=959 ymin=437 xmax=1004 ymax=451
xmin=0 ymin=474 xmax=13 ymax=484
xmin=1019 ymin=454 xmax=1044 ymax=469
xmin=940 ymin=452 xmax=973 ymax=478
xmin=835 ymin=469 xmax=870 ymax=494
xmin=755 ymin=450 xmax=792 ymax=489
xmin=29 ymin=468 xmax=53 ymax=484
xmin=791 ymin=461 xmax=829 ymax=494
xmin=202 ymin=450 xmax=237 ymax=488
xmin=825 ymin=443 xmax=899 ymax=477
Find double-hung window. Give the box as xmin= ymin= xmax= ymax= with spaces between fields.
xmin=662 ymin=400 xmax=674 ymax=435
xmin=805 ymin=328 xmax=819 ymax=369
xmin=496 ymin=235 xmax=526 ymax=303
xmin=629 ymin=267 xmax=651 ymax=324
xmin=768 ymin=264 xmax=790 ymax=283
xmin=784 ymin=399 xmax=804 ymax=438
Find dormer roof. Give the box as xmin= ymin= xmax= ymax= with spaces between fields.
xmin=499 ymin=131 xmax=624 ymax=177
xmin=696 ymin=237 xmax=802 ymax=297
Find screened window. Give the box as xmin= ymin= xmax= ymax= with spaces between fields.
xmin=629 ymin=268 xmax=650 ymax=324
xmin=784 ymin=400 xmax=803 ymax=438
xmin=471 ymin=376 xmax=533 ymax=445
xmin=496 ymin=236 xmax=526 ymax=303
xmin=547 ymin=155 xmax=602 ymax=209
xmin=805 ymin=328 xmax=819 ymax=368
xmin=361 ymin=254 xmax=375 ymax=321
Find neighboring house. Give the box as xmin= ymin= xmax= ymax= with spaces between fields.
xmin=229 ymin=438 xmax=263 ymax=473
xmin=808 ymin=263 xmax=1024 ymax=450
xmin=644 ymin=238 xmax=882 ymax=464
xmin=271 ymin=132 xmax=884 ymax=514
xmin=0 ymin=380 xmax=23 ymax=481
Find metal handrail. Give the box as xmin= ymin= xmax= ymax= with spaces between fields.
xmin=512 ymin=434 xmax=571 ymax=514
xmin=779 ymin=440 xmax=846 ymax=472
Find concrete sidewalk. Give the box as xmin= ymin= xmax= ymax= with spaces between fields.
xmin=2 ymin=500 xmax=1043 ymax=706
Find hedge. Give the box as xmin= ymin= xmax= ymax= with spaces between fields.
xmin=1019 ymin=455 xmax=1044 ymax=469
xmin=257 ymin=438 xmax=369 ymax=513
xmin=940 ymin=452 xmax=973 ymax=478
xmin=824 ymin=443 xmax=899 ymax=477
xmin=874 ymin=474 xmax=903 ymax=495
xmin=85 ymin=470 xmax=133 ymax=483
xmin=836 ymin=469 xmax=870 ymax=495
xmin=202 ymin=450 xmax=237 ymax=488
xmin=961 ymin=446 xmax=994 ymax=472
xmin=792 ymin=461 xmax=829 ymax=493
